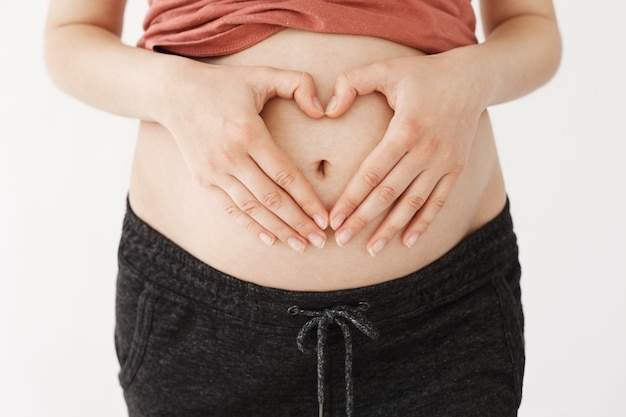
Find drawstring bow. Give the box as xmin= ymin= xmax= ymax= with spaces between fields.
xmin=289 ymin=303 xmax=379 ymax=417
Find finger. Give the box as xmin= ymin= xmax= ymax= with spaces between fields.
xmin=329 ymin=114 xmax=414 ymax=232
xmin=325 ymin=62 xmax=390 ymax=117
xmin=258 ymin=68 xmax=325 ymax=118
xmin=236 ymin=161 xmax=327 ymax=249
xmin=333 ymin=156 xmax=425 ymax=247
xmin=401 ymin=174 xmax=458 ymax=248
xmin=363 ymin=172 xmax=441 ymax=256
xmin=245 ymin=130 xmax=329 ymax=236
xmin=206 ymin=184 xmax=277 ymax=248
xmin=218 ymin=174 xmax=321 ymax=252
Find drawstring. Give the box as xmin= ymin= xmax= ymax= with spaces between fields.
xmin=288 ymin=302 xmax=379 ymax=417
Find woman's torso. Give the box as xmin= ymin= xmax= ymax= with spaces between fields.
xmin=128 ymin=29 xmax=507 ymax=291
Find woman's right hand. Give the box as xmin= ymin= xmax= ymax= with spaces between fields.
xmin=158 ymin=59 xmax=329 ymax=252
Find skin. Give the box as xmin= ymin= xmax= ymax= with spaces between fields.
xmin=326 ymin=3 xmax=563 ymax=255
xmin=44 ymin=0 xmax=561 ymax=256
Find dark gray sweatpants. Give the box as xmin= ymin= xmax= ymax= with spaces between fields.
xmin=115 ymin=200 xmax=524 ymax=417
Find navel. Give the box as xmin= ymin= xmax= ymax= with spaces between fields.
xmin=316 ymin=160 xmax=329 ymax=177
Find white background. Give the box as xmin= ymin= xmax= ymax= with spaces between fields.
xmin=1 ymin=0 xmax=625 ymax=416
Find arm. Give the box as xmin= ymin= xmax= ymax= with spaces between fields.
xmin=324 ymin=0 xmax=562 ymax=255
xmin=44 ymin=0 xmax=330 ymax=251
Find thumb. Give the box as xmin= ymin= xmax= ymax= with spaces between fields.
xmin=260 ymin=68 xmax=325 ymax=118
xmin=325 ymin=62 xmax=388 ymax=118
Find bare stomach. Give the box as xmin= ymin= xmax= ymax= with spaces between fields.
xmin=129 ymin=29 xmax=507 ymax=291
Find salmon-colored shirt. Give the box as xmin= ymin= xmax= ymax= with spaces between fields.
xmin=138 ymin=0 xmax=477 ymax=57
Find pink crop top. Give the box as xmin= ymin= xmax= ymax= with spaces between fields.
xmin=138 ymin=0 xmax=477 ymax=57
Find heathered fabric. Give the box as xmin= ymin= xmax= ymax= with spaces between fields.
xmin=115 ymin=200 xmax=524 ymax=416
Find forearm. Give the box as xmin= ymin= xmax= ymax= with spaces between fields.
xmin=44 ymin=23 xmax=184 ymax=123
xmin=44 ymin=12 xmax=331 ymax=248
xmin=458 ymin=13 xmax=562 ymax=109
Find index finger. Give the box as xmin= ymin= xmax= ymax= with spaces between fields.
xmin=247 ymin=124 xmax=329 ymax=230
xmin=328 ymin=114 xmax=414 ymax=230
xmin=325 ymin=61 xmax=392 ymax=117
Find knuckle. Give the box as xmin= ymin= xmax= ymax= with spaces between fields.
xmin=362 ymin=169 xmax=381 ymax=188
xmin=298 ymin=71 xmax=314 ymax=85
xmin=194 ymin=171 xmax=214 ymax=189
xmin=292 ymin=217 xmax=310 ymax=232
xmin=241 ymin=199 xmax=262 ymax=216
xmin=291 ymin=71 xmax=315 ymax=100
xmin=420 ymin=137 xmax=440 ymax=156
xmin=213 ymin=143 xmax=243 ymax=168
xmin=206 ymin=184 xmax=221 ymax=194
xmin=406 ymin=195 xmax=426 ymax=211
xmin=219 ymin=154 xmax=239 ymax=169
xmin=272 ymin=224 xmax=291 ymax=240
xmin=418 ymin=217 xmax=432 ymax=231
xmin=274 ymin=169 xmax=296 ymax=189
xmin=244 ymin=220 xmax=258 ymax=233
xmin=430 ymin=197 xmax=446 ymax=211
xmin=437 ymin=148 xmax=457 ymax=165
xmin=369 ymin=60 xmax=389 ymax=73
xmin=449 ymin=160 xmax=465 ymax=175
xmin=296 ymin=197 xmax=314 ymax=212
xmin=398 ymin=117 xmax=423 ymax=138
xmin=396 ymin=134 xmax=415 ymax=150
xmin=336 ymin=70 xmax=361 ymax=96
xmin=336 ymin=70 xmax=356 ymax=86
xmin=260 ymin=65 xmax=279 ymax=77
xmin=225 ymin=119 xmax=256 ymax=143
xmin=376 ymin=185 xmax=398 ymax=206
xmin=262 ymin=191 xmax=284 ymax=210
xmin=223 ymin=203 xmax=239 ymax=218
xmin=382 ymin=223 xmax=400 ymax=236
xmin=350 ymin=213 xmax=370 ymax=230
xmin=344 ymin=197 xmax=360 ymax=212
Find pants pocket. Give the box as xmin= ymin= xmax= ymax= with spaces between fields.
xmin=114 ymin=258 xmax=188 ymax=391
xmin=491 ymin=264 xmax=525 ymax=407
xmin=118 ymin=283 xmax=160 ymax=389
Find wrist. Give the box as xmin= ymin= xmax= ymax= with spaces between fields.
xmin=444 ymin=45 xmax=495 ymax=112
xmin=153 ymin=53 xmax=191 ymax=126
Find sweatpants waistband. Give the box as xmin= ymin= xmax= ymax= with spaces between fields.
xmin=118 ymin=200 xmax=519 ymax=329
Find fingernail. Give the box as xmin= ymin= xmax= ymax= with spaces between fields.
xmin=313 ymin=97 xmax=325 ymax=114
xmin=368 ymin=239 xmax=387 ymax=257
xmin=288 ymin=237 xmax=306 ymax=253
xmin=325 ymin=96 xmax=338 ymax=115
xmin=336 ymin=229 xmax=353 ymax=246
xmin=313 ymin=214 xmax=328 ymax=230
xmin=330 ymin=214 xmax=346 ymax=230
xmin=259 ymin=232 xmax=274 ymax=247
xmin=308 ymin=233 xmax=326 ymax=249
xmin=406 ymin=233 xmax=419 ymax=248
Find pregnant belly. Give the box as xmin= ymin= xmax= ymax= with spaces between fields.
xmin=129 ymin=30 xmax=506 ymax=291
xmin=261 ymin=92 xmax=394 ymax=209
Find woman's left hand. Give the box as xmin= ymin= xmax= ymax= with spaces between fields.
xmin=325 ymin=51 xmax=488 ymax=256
